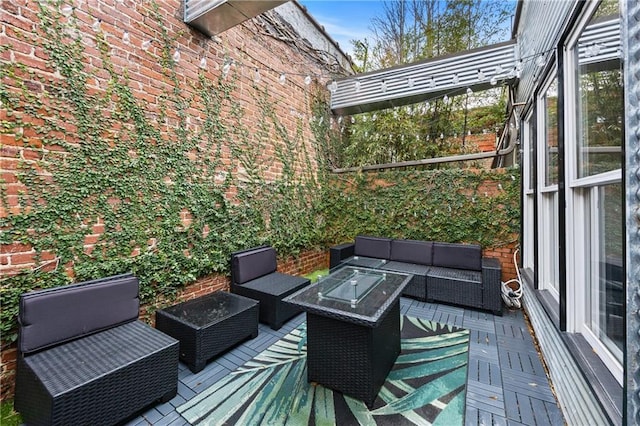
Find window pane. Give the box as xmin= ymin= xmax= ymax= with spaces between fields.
xmin=587 ymin=183 xmax=623 ymax=361
xmin=528 ymin=120 xmax=535 ymax=190
xmin=544 ymin=79 xmax=558 ymax=186
xmin=576 ymin=4 xmax=622 ymax=178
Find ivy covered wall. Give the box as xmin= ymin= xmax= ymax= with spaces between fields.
xmin=0 ymin=1 xmax=339 ymax=349
xmin=0 ymin=0 xmax=521 ymax=401
xmin=323 ymin=168 xmax=520 ymax=249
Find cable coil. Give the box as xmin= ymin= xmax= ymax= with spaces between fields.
xmin=501 ymin=248 xmax=522 ymax=309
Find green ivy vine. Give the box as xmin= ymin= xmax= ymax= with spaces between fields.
xmin=320 ymin=168 xmax=521 ymax=248
xmin=0 ymin=0 xmax=520 ymax=348
xmin=0 ymin=0 xmax=328 ymax=344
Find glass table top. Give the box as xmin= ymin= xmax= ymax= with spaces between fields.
xmin=159 ymin=291 xmax=256 ymax=328
xmin=318 ymin=267 xmax=387 ymax=306
xmin=284 ymin=266 xmax=411 ymax=326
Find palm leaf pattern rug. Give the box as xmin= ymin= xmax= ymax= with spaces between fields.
xmin=177 ymin=316 xmax=469 ymax=425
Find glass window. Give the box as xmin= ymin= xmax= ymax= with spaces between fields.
xmin=576 ymin=2 xmax=622 ymax=178
xmin=586 ymin=182 xmax=623 ymax=361
xmin=544 ymin=79 xmax=559 ymax=186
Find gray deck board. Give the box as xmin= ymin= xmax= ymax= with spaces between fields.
xmin=141 ymin=298 xmax=563 ymax=425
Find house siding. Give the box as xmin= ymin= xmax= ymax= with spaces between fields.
xmin=513 ymin=0 xmax=576 ymax=104
xmin=623 ymin=0 xmax=640 ymax=422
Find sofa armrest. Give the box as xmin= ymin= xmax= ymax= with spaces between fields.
xmin=330 ymin=243 xmax=355 ymax=269
xmin=482 ymin=257 xmax=502 ymax=315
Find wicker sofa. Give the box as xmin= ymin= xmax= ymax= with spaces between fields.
xmin=14 ymin=273 xmax=179 ymax=426
xmin=330 ymin=236 xmax=502 ymax=315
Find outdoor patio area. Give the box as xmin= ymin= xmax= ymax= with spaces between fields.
xmin=128 ymin=298 xmax=563 ymax=426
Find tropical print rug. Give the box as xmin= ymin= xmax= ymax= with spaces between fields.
xmin=177 ymin=316 xmax=469 ymax=425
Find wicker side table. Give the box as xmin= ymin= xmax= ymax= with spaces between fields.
xmin=156 ymin=291 xmax=259 ymax=373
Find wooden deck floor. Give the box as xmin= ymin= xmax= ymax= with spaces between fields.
xmin=126 ymin=298 xmax=564 ymax=425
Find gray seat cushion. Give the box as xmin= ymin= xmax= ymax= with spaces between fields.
xmin=432 ymin=242 xmax=482 ymax=271
xmin=343 ymin=256 xmax=387 ymax=269
xmin=238 ymin=272 xmax=309 ymax=297
xmin=232 ymin=247 xmax=277 ymax=284
xmin=381 ymin=260 xmax=430 ymax=276
xmin=18 ymin=274 xmax=139 ymax=354
xmin=354 ymin=236 xmax=392 ymax=259
xmin=427 ymin=266 xmax=482 ymax=283
xmin=390 ymin=239 xmax=433 ymax=266
xmin=23 ymin=321 xmax=177 ymax=396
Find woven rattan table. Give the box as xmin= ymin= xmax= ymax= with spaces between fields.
xmin=284 ymin=266 xmax=411 ymax=407
xmin=156 ymin=291 xmax=258 ymax=373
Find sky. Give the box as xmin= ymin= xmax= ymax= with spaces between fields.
xmin=298 ymin=1 xmax=517 ymax=59
xmin=298 ymin=1 xmax=384 ymax=56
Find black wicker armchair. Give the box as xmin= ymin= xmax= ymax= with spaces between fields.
xmin=14 ymin=274 xmax=179 ymax=426
xmin=230 ymin=246 xmax=310 ymax=330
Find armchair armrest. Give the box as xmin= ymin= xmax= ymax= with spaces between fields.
xmin=482 ymin=257 xmax=502 ymax=315
xmin=329 ymin=243 xmax=355 ymax=270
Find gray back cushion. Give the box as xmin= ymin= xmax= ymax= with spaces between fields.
xmin=390 ymin=239 xmax=433 ymax=265
xmin=432 ymin=242 xmax=482 ymax=271
xmin=18 ymin=273 xmax=139 ymax=354
xmin=354 ymin=236 xmax=392 ymax=259
xmin=232 ymin=246 xmax=277 ymax=284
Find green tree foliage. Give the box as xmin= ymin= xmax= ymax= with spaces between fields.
xmin=339 ymin=0 xmax=513 ymax=168
xmin=0 ymin=0 xmax=520 ymax=348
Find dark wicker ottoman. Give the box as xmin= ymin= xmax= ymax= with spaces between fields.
xmin=285 ymin=266 xmax=411 ymax=407
xmin=156 ymin=291 xmax=259 ymax=373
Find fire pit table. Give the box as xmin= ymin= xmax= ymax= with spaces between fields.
xmin=284 ymin=266 xmax=411 ymax=407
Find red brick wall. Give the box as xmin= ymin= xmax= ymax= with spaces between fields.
xmin=483 ymin=241 xmax=519 ymax=282
xmin=0 ymin=0 xmax=338 ymax=401
xmin=0 ymin=0 xmax=335 ymax=278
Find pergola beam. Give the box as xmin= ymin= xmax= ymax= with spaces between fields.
xmin=329 ymin=40 xmax=518 ymax=116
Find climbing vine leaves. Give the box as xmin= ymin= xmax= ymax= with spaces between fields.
xmin=0 ymin=1 xmax=519 ymax=344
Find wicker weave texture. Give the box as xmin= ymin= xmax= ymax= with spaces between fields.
xmin=14 ymin=321 xmax=179 ymax=426
xmin=232 ymin=273 xmax=309 ymax=330
xmin=481 ymin=258 xmax=502 ymax=314
xmin=306 ymin=302 xmax=401 ymax=407
xmin=427 ymin=267 xmax=484 ymax=308
xmin=156 ymin=295 xmax=259 ymax=373
xmin=380 ymin=261 xmax=429 ymax=301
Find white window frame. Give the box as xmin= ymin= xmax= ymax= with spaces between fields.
xmin=536 ymin=72 xmax=560 ymax=301
xmin=562 ymin=0 xmax=623 ymax=383
xmin=522 ymin=111 xmax=535 ymax=272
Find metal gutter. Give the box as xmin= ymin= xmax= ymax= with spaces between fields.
xmin=184 ymin=0 xmax=287 ymax=36
xmin=623 ymin=0 xmax=640 ymax=422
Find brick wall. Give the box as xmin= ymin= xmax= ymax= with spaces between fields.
xmin=0 ymin=0 xmax=339 ymax=401
xmin=483 ymin=240 xmax=519 ymax=283
xmin=0 ymin=0 xmax=338 ymax=278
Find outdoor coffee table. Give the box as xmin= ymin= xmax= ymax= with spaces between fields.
xmin=155 ymin=291 xmax=259 ymax=373
xmin=284 ymin=266 xmax=411 ymax=407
